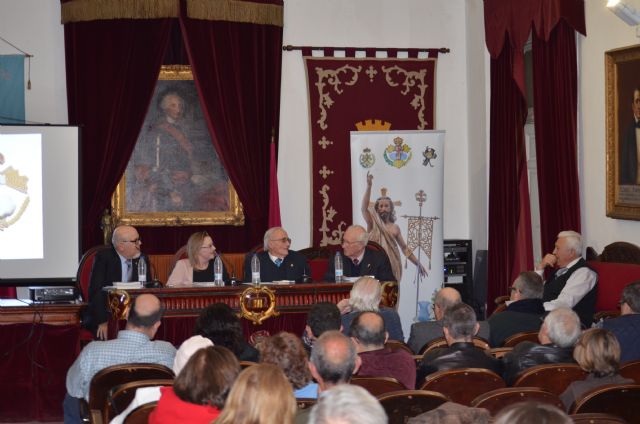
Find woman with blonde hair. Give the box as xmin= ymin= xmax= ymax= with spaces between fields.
xmin=337 ymin=276 xmax=403 ymax=340
xmin=167 ymin=231 xmax=229 ymax=286
xmin=559 ymin=328 xmax=633 ymax=411
xmin=216 ymin=363 xmax=297 ymax=424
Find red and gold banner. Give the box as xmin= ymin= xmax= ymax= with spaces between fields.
xmin=304 ymin=56 xmax=437 ymax=246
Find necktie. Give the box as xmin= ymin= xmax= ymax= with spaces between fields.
xmin=125 ymin=259 xmax=133 ymax=282
xmin=275 ymin=258 xmax=283 ymax=267
xmin=555 ymin=268 xmax=568 ymax=279
xmin=353 ymin=259 xmax=360 ymax=266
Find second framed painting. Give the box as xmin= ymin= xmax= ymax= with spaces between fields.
xmin=112 ymin=65 xmax=244 ymax=226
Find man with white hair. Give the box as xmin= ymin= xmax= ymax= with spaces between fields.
xmin=243 ymin=226 xmax=310 ymax=283
xmin=502 ymin=307 xmax=581 ymax=385
xmin=535 ymin=230 xmax=598 ymax=327
xmin=309 ymin=384 xmax=387 ymax=424
xmin=324 ymin=225 xmax=395 ymax=282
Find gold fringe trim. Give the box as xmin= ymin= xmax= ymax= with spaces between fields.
xmin=61 ymin=0 xmax=179 ymax=24
xmin=187 ymin=0 xmax=283 ymax=27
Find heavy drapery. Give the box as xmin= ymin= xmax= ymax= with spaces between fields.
xmin=484 ymin=0 xmax=585 ymax=310
xmin=63 ymin=0 xmax=283 ymax=253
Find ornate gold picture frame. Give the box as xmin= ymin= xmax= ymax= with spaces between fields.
xmin=112 ymin=65 xmax=244 ymax=226
xmin=606 ymin=45 xmax=640 ymax=220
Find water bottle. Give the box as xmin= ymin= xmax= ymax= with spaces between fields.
xmin=138 ymin=257 xmax=147 ymax=284
xmin=251 ymin=253 xmax=261 ymax=286
xmin=334 ymin=251 xmax=344 ymax=283
xmin=214 ymin=255 xmax=224 ymax=286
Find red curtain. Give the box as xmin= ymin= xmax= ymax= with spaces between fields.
xmin=64 ymin=19 xmax=173 ymax=249
xmin=178 ymin=14 xmax=283 ymax=247
xmin=532 ymin=20 xmax=581 ymax=253
xmin=487 ymin=39 xmax=529 ymax=313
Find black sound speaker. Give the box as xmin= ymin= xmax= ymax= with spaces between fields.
xmin=473 ymin=250 xmax=488 ymax=319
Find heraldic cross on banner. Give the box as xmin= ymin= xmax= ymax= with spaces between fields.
xmin=402 ymin=189 xmax=438 ymax=270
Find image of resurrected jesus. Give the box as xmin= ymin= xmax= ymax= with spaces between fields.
xmin=362 ymin=172 xmax=427 ymax=281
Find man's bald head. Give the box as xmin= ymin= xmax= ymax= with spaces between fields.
xmin=434 ymin=287 xmax=461 ymax=320
xmin=126 ymin=294 xmax=163 ymax=333
xmin=350 ymin=311 xmax=386 ymax=350
xmin=310 ymin=331 xmax=359 ymax=388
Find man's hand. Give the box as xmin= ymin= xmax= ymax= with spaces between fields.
xmin=337 ymin=298 xmax=352 ymax=315
xmin=96 ymin=322 xmax=108 ymax=340
xmin=366 ymin=172 xmax=373 ymax=187
xmin=536 ymin=254 xmax=557 ymax=271
xmin=418 ymin=263 xmax=428 ymax=277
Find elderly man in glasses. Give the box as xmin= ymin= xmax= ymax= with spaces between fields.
xmin=84 ymin=225 xmax=151 ymax=340
xmin=243 ymin=226 xmax=310 ymax=283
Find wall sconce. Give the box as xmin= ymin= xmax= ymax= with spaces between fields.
xmin=607 ymin=0 xmax=640 ymax=25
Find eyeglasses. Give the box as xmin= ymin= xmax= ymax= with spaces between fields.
xmin=200 ymin=244 xmax=215 ymax=250
xmin=121 ymin=238 xmax=141 ymax=244
xmin=271 ymin=237 xmax=291 ymax=244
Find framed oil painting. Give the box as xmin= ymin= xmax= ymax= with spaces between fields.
xmin=606 ymin=44 xmax=640 ymax=220
xmin=112 ymin=65 xmax=244 ymax=226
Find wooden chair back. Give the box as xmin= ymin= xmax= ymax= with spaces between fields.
xmin=502 ymin=330 xmax=540 ymax=347
xmin=123 ymin=401 xmax=157 ymax=424
xmin=419 ymin=368 xmax=505 ymax=406
xmin=512 ymin=363 xmax=587 ymax=395
xmin=88 ymin=363 xmax=174 ymax=423
xmin=239 ymin=360 xmax=257 ymax=369
xmin=420 ymin=336 xmax=490 ymax=355
xmin=470 ymin=387 xmax=563 ymax=415
xmin=569 ymin=384 xmax=640 ymax=423
xmin=620 ymin=360 xmax=640 ymax=383
xmin=351 ymin=376 xmax=405 ymax=396
xmin=570 ymin=413 xmax=629 ymax=423
xmin=296 ymin=398 xmax=317 ymax=410
xmin=106 ymin=379 xmax=173 ymax=423
xmin=76 ymin=245 xmax=110 ymax=303
xmin=385 ymin=340 xmax=415 ymax=355
xmin=168 ymin=245 xmax=188 ymax=276
xmin=489 ymin=347 xmax=513 ymax=358
xmin=376 ymin=390 xmax=450 ymax=423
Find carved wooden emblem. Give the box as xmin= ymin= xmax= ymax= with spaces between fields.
xmin=239 ymin=285 xmax=279 ymax=325
xmin=108 ymin=289 xmax=132 ymax=321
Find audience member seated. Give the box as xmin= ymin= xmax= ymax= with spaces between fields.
xmin=243 ymin=226 xmax=310 ymax=283
xmin=338 ymin=277 xmax=404 ymax=341
xmin=308 ymin=384 xmax=387 ymax=424
xmin=302 ymin=302 xmax=342 ymax=353
xmin=601 ymin=281 xmax=640 ymax=362
xmin=350 ymin=311 xmax=416 ymax=390
xmin=85 ymin=225 xmax=152 ymax=340
xmin=492 ymin=401 xmax=572 ymax=424
xmin=149 ymin=345 xmax=240 ymax=423
xmin=194 ymin=302 xmax=259 ymax=362
xmin=166 ymin=231 xmax=229 ymax=286
xmin=260 ymin=332 xmax=318 ymax=399
xmin=502 ymin=307 xmax=581 ymax=385
xmin=324 ymin=225 xmax=395 ymax=282
xmin=488 ymin=272 xmax=545 ymax=347
xmin=296 ymin=331 xmax=361 ymax=424
xmin=216 ymin=363 xmax=297 ymax=424
xmin=408 ymin=287 xmax=490 ymax=353
xmin=416 ymin=303 xmax=500 ymax=386
xmin=406 ymin=402 xmax=491 ymax=424
xmin=110 ymin=335 xmax=212 ymax=424
xmin=535 ymin=230 xmax=598 ymax=328
xmin=64 ymin=294 xmax=176 ymax=424
xmin=559 ymin=328 xmax=634 ymax=411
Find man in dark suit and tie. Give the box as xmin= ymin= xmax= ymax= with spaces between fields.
xmin=85 ymin=225 xmax=151 ymax=340
xmin=324 ymin=225 xmax=395 ymax=282
xmin=243 ymin=226 xmax=310 ymax=283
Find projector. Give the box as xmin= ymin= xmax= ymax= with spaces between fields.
xmin=29 ymin=286 xmax=77 ymax=303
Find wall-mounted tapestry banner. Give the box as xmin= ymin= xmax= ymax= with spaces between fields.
xmin=304 ymin=56 xmax=437 ymax=246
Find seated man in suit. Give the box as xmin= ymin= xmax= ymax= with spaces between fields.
xmin=416 ymin=303 xmax=501 ymax=386
xmin=324 ymin=225 xmax=395 ymax=282
xmin=487 ymin=271 xmax=545 ymax=347
xmin=407 ymin=287 xmax=490 ymax=354
xmin=243 ymin=226 xmax=310 ymax=283
xmin=601 ymin=280 xmax=640 ymax=362
xmin=535 ymin=230 xmax=598 ymax=328
xmin=351 ymin=311 xmax=416 ymax=390
xmin=502 ymin=307 xmax=581 ymax=385
xmin=64 ymin=294 xmax=176 ymax=423
xmin=85 ymin=225 xmax=152 ymax=340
